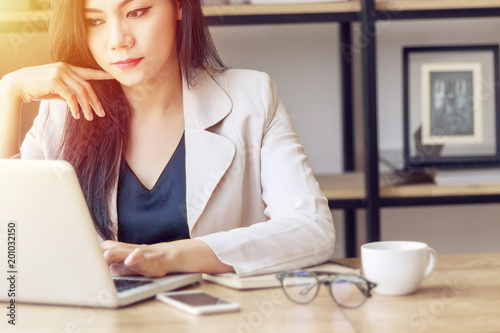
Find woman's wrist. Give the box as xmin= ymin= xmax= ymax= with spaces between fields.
xmin=158 ymin=239 xmax=234 ymax=275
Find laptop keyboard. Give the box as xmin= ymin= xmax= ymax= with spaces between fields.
xmin=113 ymin=278 xmax=153 ymax=292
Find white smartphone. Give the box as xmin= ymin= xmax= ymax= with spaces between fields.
xmin=156 ymin=290 xmax=241 ymax=315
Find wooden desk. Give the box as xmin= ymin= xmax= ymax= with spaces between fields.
xmin=1 ymin=253 xmax=499 ymax=332
xmin=341 ymin=252 xmax=500 ymax=332
xmin=0 ymin=278 xmax=355 ymax=332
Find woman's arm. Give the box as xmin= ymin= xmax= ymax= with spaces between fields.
xmin=0 ymin=75 xmax=23 ymax=158
xmin=0 ymin=63 xmax=113 ymax=158
xmin=101 ymin=239 xmax=234 ymax=278
xmin=197 ymin=72 xmax=335 ymax=277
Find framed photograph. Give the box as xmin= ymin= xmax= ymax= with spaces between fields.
xmin=403 ymin=45 xmax=500 ymax=169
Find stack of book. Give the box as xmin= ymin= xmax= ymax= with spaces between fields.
xmin=428 ymin=168 xmax=500 ymax=186
xmin=203 ymin=260 xmax=360 ymax=289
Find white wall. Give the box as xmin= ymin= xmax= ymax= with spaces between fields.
xmin=210 ymin=23 xmax=343 ymax=174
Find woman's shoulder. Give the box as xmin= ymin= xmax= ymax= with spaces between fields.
xmin=219 ymin=68 xmax=268 ymax=79
xmin=208 ymin=69 xmax=283 ymax=128
xmin=213 ymin=68 xmax=273 ymax=87
xmin=210 ymin=69 xmax=278 ymax=106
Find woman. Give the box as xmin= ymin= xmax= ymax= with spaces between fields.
xmin=0 ymin=0 xmax=334 ymax=277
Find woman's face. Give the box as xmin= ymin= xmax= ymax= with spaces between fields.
xmin=83 ymin=0 xmax=181 ymax=88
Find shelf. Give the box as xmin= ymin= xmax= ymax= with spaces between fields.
xmin=375 ymin=0 xmax=500 ymax=19
xmin=317 ymin=172 xmax=500 ymax=208
xmin=203 ymin=2 xmax=360 ymax=24
xmin=204 ymin=0 xmax=500 ymax=15
xmin=317 ymin=172 xmax=366 ymax=200
xmin=376 ymin=0 xmax=500 ymax=11
xmin=382 ymin=181 xmax=500 ymax=198
xmin=202 ymin=2 xmax=361 ymax=16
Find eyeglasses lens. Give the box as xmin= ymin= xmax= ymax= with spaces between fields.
xmin=331 ymin=279 xmax=368 ymax=308
xmin=282 ymin=271 xmax=318 ymax=304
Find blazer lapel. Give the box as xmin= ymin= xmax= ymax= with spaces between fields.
xmin=183 ymin=72 xmax=235 ymax=231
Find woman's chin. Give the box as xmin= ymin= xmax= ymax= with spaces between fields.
xmin=112 ymin=76 xmax=144 ymax=89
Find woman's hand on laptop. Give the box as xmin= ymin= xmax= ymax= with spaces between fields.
xmin=101 ymin=239 xmax=234 ymax=278
xmin=1 ymin=62 xmax=113 ymax=121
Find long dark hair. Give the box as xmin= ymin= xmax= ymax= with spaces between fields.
xmin=49 ymin=0 xmax=226 ymax=239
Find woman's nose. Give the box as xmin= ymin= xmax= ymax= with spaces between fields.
xmin=108 ymin=20 xmax=134 ymax=50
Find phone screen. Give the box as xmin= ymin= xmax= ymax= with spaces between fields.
xmin=167 ymin=292 xmax=231 ymax=307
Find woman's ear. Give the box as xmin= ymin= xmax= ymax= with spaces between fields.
xmin=176 ymin=0 xmax=182 ymax=20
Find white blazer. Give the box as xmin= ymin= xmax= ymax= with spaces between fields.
xmin=20 ymin=69 xmax=335 ymax=276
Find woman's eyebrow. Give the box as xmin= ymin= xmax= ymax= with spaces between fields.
xmin=84 ymin=0 xmax=136 ymax=13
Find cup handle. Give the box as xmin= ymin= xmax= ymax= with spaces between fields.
xmin=423 ymin=247 xmax=438 ymax=280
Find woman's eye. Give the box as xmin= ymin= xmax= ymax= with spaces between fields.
xmin=86 ymin=18 xmax=104 ymax=27
xmin=127 ymin=7 xmax=150 ymax=19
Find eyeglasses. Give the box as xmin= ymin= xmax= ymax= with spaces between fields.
xmin=275 ymin=270 xmax=377 ymax=308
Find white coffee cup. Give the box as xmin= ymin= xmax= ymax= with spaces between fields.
xmin=361 ymin=241 xmax=437 ymax=296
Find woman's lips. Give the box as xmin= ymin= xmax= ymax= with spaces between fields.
xmin=113 ymin=58 xmax=144 ymax=70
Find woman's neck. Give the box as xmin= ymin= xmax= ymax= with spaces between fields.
xmin=121 ymin=65 xmax=183 ymax=119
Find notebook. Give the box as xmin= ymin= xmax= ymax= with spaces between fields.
xmin=0 ymin=159 xmax=201 ymax=308
xmin=203 ymin=260 xmax=361 ymax=290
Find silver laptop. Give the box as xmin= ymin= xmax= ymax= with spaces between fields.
xmin=0 ymin=159 xmax=201 ymax=308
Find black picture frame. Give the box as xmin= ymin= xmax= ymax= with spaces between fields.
xmin=403 ymin=45 xmax=500 ymax=169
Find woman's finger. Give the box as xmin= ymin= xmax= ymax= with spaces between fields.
xmin=100 ymin=240 xmax=120 ymax=250
xmin=51 ymin=80 xmax=81 ymax=119
xmin=53 ymin=64 xmax=112 ymax=120
xmin=124 ymin=248 xmax=143 ymax=266
xmin=66 ymin=69 xmax=105 ymax=118
xmin=108 ymin=252 xmax=153 ymax=277
xmin=103 ymin=247 xmax=133 ymax=266
xmin=10 ymin=63 xmax=113 ymax=120
xmin=109 ymin=263 xmax=141 ymax=276
xmin=101 ymin=240 xmax=138 ymax=252
xmin=100 ymin=242 xmax=168 ymax=277
xmin=124 ymin=248 xmax=168 ymax=278
xmin=60 ymin=71 xmax=94 ymax=121
xmin=69 ymin=65 xmax=114 ymax=81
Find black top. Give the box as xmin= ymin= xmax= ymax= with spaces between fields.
xmin=117 ymin=135 xmax=189 ymax=244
